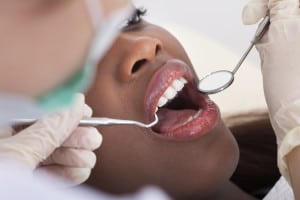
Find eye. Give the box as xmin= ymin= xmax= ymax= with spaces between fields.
xmin=121 ymin=8 xmax=147 ymax=30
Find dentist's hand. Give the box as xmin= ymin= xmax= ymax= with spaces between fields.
xmin=0 ymin=93 xmax=102 ymax=186
xmin=36 ymin=126 xmax=102 ymax=187
xmin=243 ymin=0 xmax=300 ymax=24
xmin=242 ymin=0 xmax=300 ymax=146
xmin=243 ymin=0 xmax=300 ymax=190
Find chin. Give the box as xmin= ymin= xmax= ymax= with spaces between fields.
xmin=154 ymin=121 xmax=239 ymax=200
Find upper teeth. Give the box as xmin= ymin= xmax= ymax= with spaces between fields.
xmin=157 ymin=77 xmax=188 ymax=109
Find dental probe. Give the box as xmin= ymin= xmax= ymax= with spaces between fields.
xmin=11 ymin=114 xmax=159 ymax=128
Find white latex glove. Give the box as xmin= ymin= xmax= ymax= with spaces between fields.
xmin=0 ymin=93 xmax=102 ymax=186
xmin=243 ymin=0 xmax=300 ymax=185
xmin=242 ymin=0 xmax=300 ymax=147
xmin=243 ymin=0 xmax=300 ymax=24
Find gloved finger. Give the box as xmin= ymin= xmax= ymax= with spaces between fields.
xmin=269 ymin=0 xmax=300 ymax=21
xmin=0 ymin=93 xmax=87 ymax=169
xmin=34 ymin=165 xmax=91 ymax=187
xmin=42 ymin=147 xmax=97 ymax=168
xmin=0 ymin=127 xmax=14 ymax=139
xmin=83 ymin=103 xmax=93 ymax=118
xmin=242 ymin=0 xmax=269 ymax=25
xmin=62 ymin=127 xmax=102 ymax=150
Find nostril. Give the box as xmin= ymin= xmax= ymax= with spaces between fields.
xmin=155 ymin=45 xmax=161 ymax=55
xmin=131 ymin=59 xmax=147 ymax=74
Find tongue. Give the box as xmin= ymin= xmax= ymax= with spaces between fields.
xmin=153 ymin=108 xmax=198 ymax=133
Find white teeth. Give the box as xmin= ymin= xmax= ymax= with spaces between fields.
xmin=186 ymin=116 xmax=194 ymax=124
xmin=171 ymin=79 xmax=184 ymax=91
xmin=153 ymin=75 xmax=203 ymax=125
xmin=194 ymin=109 xmax=203 ymax=118
xmin=157 ymin=96 xmax=168 ymax=107
xmin=163 ymin=87 xmax=177 ymax=100
xmin=183 ymin=109 xmax=203 ymax=125
xmin=179 ymin=77 xmax=188 ymax=84
xmin=156 ymin=77 xmax=188 ymax=110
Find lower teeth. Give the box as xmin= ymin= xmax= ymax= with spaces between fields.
xmin=183 ymin=109 xmax=203 ymax=125
xmin=194 ymin=109 xmax=203 ymax=118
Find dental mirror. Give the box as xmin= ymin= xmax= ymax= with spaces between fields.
xmin=198 ymin=14 xmax=270 ymax=94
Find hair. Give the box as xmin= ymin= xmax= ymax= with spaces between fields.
xmin=225 ymin=110 xmax=280 ymax=199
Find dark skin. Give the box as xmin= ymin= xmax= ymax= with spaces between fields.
xmin=85 ymin=10 xmax=257 ymax=200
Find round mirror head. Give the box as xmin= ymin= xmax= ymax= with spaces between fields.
xmin=198 ymin=70 xmax=234 ymax=94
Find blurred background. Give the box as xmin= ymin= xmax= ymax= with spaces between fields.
xmin=133 ymin=0 xmax=259 ymax=65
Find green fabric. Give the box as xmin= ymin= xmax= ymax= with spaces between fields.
xmin=37 ymin=63 xmax=93 ymax=111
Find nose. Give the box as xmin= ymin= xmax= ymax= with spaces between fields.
xmin=119 ymin=34 xmax=162 ymax=81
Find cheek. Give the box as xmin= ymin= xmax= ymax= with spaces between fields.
xmin=89 ymin=126 xmax=153 ymax=193
xmin=86 ymin=70 xmax=125 ymax=118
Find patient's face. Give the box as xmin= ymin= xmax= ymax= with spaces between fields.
xmin=86 ymin=9 xmax=239 ymax=199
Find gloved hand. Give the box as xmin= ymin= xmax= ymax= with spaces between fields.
xmin=243 ymin=0 xmax=300 ymax=24
xmin=0 ymin=93 xmax=102 ymax=187
xmin=242 ymin=0 xmax=300 ymax=184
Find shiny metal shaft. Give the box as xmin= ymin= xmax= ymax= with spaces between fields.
xmin=11 ymin=114 xmax=158 ymax=128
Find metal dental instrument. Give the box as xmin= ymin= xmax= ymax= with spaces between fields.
xmin=198 ymin=14 xmax=270 ymax=94
xmin=11 ymin=114 xmax=159 ymax=128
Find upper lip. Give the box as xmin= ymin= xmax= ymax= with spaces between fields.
xmin=144 ymin=59 xmax=196 ymax=121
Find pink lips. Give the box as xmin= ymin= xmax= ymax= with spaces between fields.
xmin=144 ymin=59 xmax=220 ymax=140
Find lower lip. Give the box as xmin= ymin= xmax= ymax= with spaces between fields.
xmin=151 ymin=93 xmax=220 ymax=141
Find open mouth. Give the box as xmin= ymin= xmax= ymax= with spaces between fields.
xmin=144 ymin=59 xmax=220 ymax=140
